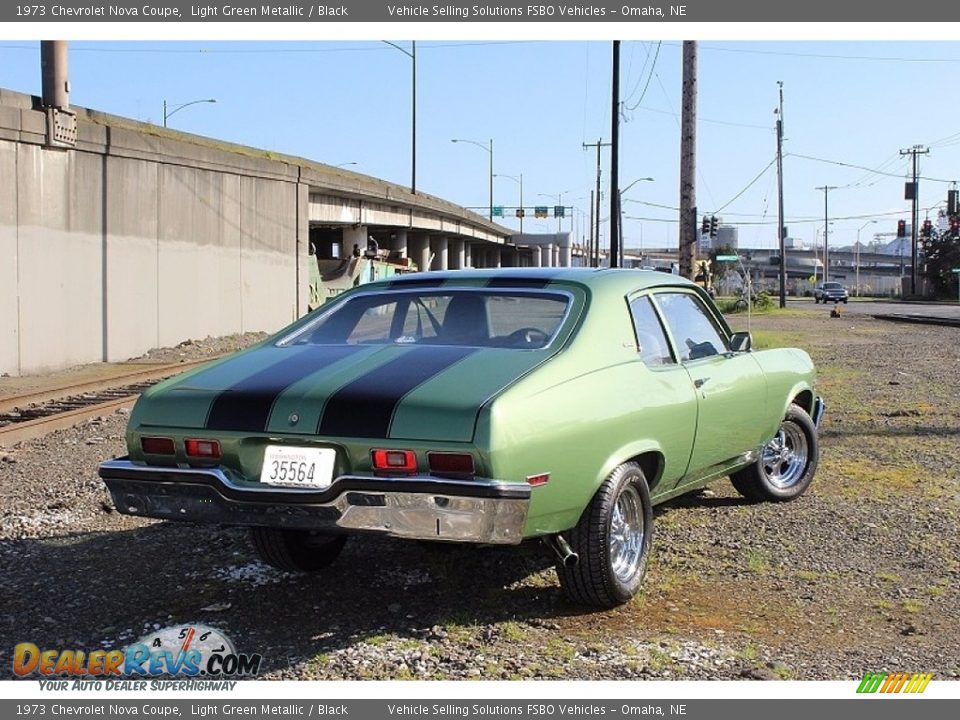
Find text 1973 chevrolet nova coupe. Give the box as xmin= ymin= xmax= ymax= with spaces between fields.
xmin=100 ymin=268 xmax=823 ymax=608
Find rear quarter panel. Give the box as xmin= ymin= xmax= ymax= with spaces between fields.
xmin=749 ymin=347 xmax=817 ymax=438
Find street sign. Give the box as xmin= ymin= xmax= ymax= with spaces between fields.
xmin=716 ymin=255 xmax=738 ymax=262
xmin=952 ymin=268 xmax=960 ymax=273
xmin=516 ymin=208 xmax=525 ymax=218
xmin=535 ymin=206 xmax=548 ymax=219
xmin=554 ymin=205 xmax=565 ymax=218
xmin=492 ymin=206 xmax=504 ymax=217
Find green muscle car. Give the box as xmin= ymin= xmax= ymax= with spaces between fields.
xmin=99 ymin=268 xmax=823 ymax=608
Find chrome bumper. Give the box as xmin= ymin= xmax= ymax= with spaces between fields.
xmin=98 ymin=458 xmax=530 ymax=545
xmin=812 ymin=396 xmax=826 ymax=428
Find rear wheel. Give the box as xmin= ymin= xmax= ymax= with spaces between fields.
xmin=556 ymin=462 xmax=653 ymax=608
xmin=730 ymin=405 xmax=818 ymax=502
xmin=250 ymin=527 xmax=347 ymax=572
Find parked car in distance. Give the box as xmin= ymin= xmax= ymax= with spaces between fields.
xmin=814 ymin=281 xmax=849 ymax=304
xmin=99 ymin=268 xmax=824 ymax=608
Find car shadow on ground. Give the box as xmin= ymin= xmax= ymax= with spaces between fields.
xmin=0 ymin=520 xmax=604 ymax=678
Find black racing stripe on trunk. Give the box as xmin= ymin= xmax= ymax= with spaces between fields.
xmin=206 ymin=346 xmax=363 ymax=432
xmin=486 ymin=276 xmax=556 ymax=288
xmin=317 ymin=346 xmax=478 ymax=438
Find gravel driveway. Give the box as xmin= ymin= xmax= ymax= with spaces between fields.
xmin=1 ymin=312 xmax=958 ymax=681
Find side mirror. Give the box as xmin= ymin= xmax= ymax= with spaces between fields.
xmin=730 ymin=331 xmax=752 ymax=353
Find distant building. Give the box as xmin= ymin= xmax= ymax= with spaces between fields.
xmin=714 ymin=224 xmax=738 ymax=250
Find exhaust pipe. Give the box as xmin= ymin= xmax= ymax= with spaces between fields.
xmin=544 ymin=534 xmax=579 ymax=568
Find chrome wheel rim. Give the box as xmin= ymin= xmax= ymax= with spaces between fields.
xmin=609 ymin=484 xmax=645 ymax=583
xmin=761 ymin=422 xmax=808 ymax=489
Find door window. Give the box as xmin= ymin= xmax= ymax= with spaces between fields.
xmin=629 ymin=296 xmax=675 ymax=367
xmin=655 ymin=292 xmax=728 ymax=362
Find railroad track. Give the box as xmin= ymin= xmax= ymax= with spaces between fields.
xmin=0 ymin=357 xmax=221 ymax=446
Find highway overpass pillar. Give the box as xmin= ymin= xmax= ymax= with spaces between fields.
xmin=390 ymin=229 xmax=408 ymax=258
xmin=530 ymin=244 xmax=542 ymax=267
xmin=409 ymin=233 xmax=430 ymax=273
xmin=342 ymin=225 xmax=368 ymax=258
xmin=542 ymin=244 xmax=555 ymax=268
xmin=464 ymin=242 xmax=473 ymax=268
xmin=449 ymin=238 xmax=465 ymax=269
xmin=430 ymin=235 xmax=449 ymax=271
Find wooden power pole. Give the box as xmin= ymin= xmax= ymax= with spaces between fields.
xmin=678 ymin=41 xmax=697 ymax=280
xmin=610 ymin=40 xmax=621 ymax=268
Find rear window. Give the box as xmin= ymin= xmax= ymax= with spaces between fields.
xmin=281 ymin=289 xmax=570 ymax=349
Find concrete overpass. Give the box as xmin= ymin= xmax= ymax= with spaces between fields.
xmin=0 ymin=86 xmax=532 ymax=376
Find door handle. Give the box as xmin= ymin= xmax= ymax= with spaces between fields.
xmin=694 ymin=377 xmax=709 ymax=389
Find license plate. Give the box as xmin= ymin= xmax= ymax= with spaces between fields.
xmin=259 ymin=445 xmax=336 ymax=490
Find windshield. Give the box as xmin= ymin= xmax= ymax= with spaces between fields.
xmin=281 ymin=289 xmax=571 ymax=349
xmin=823 ymin=283 xmax=842 ymax=289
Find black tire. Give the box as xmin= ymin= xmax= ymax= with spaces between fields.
xmin=250 ymin=527 xmax=347 ymax=572
xmin=556 ymin=462 xmax=654 ymax=608
xmin=843 ymin=298 xmax=848 ymax=304
xmin=730 ymin=404 xmax=819 ymax=502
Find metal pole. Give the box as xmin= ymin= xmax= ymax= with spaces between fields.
xmin=589 ymin=190 xmax=595 ymax=267
xmin=163 ymin=100 xmax=167 ymax=128
xmin=488 ymin=138 xmax=494 ymax=223
xmin=519 ymin=173 xmax=524 ymax=237
xmin=900 ymin=145 xmax=929 ymax=296
xmin=412 ymin=41 xmax=417 ymax=195
xmin=41 ymin=40 xmax=69 ymax=109
xmin=678 ymin=40 xmax=698 ymax=280
xmin=816 ymin=186 xmax=837 ymax=283
xmin=610 ymin=40 xmax=621 ymax=269
xmin=776 ymin=81 xmax=786 ymax=308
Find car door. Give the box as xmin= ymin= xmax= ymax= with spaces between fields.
xmin=627 ymin=294 xmax=698 ymax=492
xmin=651 ymin=290 xmax=769 ymax=480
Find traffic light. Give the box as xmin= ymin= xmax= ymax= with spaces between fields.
xmin=922 ymin=219 xmax=933 ymax=238
xmin=709 ymin=215 xmax=718 ymax=238
xmin=897 ymin=219 xmax=906 ymax=237
xmin=701 ymin=216 xmax=710 ymax=235
xmin=948 ymin=189 xmax=958 ymax=216
xmin=951 ymin=218 xmax=960 ymax=235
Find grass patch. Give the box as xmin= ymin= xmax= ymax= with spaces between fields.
xmin=902 ymin=599 xmax=924 ymax=614
xmin=746 ymin=549 xmax=770 ymax=574
xmin=876 ymin=572 xmax=902 ymax=584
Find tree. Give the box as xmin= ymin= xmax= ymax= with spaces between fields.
xmin=923 ymin=221 xmax=960 ymax=298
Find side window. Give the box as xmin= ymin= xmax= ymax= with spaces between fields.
xmin=629 ymin=296 xmax=675 ymax=367
xmin=655 ymin=292 xmax=728 ymax=362
xmin=345 ymin=301 xmax=399 ymax=343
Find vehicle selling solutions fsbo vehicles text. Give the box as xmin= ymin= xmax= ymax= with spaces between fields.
xmin=386 ymin=5 xmax=608 ymax=17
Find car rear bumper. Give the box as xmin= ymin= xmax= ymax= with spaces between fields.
xmin=98 ymin=458 xmax=530 ymax=545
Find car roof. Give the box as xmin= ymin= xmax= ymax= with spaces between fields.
xmin=373 ymin=267 xmax=699 ymax=294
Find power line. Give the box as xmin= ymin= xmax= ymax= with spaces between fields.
xmin=690 ymin=42 xmax=960 ymax=64
xmin=787 ymin=151 xmax=954 ymax=183
xmin=0 ymin=41 xmax=538 ymax=54
xmin=623 ymin=41 xmax=661 ymax=113
xmin=712 ymin=157 xmax=778 ymax=214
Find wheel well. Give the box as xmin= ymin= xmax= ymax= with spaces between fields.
xmin=792 ymin=390 xmax=814 ymax=416
xmin=627 ymin=451 xmax=664 ymax=493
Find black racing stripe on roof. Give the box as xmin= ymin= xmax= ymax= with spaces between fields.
xmin=316 ymin=346 xmax=478 ymax=438
xmin=205 ymin=345 xmax=364 ymax=432
xmin=385 ymin=276 xmax=446 ymax=288
xmin=485 ymin=276 xmax=558 ymax=288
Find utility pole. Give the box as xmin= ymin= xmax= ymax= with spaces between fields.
xmin=583 ymin=138 xmax=611 ymax=267
xmin=775 ymin=81 xmax=786 ymax=308
xmin=815 ymin=185 xmax=837 ymax=282
xmin=900 ymin=144 xmax=929 ymax=296
xmin=588 ymin=190 xmax=595 ymax=267
xmin=610 ymin=40 xmax=621 ymax=268
xmin=678 ymin=40 xmax=698 ymax=280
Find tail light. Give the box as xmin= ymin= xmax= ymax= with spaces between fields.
xmin=428 ymin=452 xmax=475 ymax=478
xmin=185 ymin=439 xmax=221 ymax=459
xmin=141 ymin=437 xmax=175 ymax=455
xmin=371 ymin=449 xmax=417 ymax=473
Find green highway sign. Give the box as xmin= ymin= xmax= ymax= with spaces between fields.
xmin=716 ymin=255 xmax=739 ymax=262
xmin=952 ymin=268 xmax=960 ymax=273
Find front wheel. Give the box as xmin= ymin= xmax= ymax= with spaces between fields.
xmin=250 ymin=527 xmax=347 ymax=572
xmin=730 ymin=405 xmax=819 ymax=502
xmin=556 ymin=462 xmax=654 ymax=608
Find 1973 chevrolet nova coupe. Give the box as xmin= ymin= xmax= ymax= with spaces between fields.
xmin=100 ymin=268 xmax=823 ymax=608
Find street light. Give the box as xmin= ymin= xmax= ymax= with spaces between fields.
xmin=451 ymin=138 xmax=494 ymax=222
xmin=494 ymin=173 xmax=523 ymax=237
xmin=537 ymin=190 xmax=570 ymax=233
xmin=383 ymin=41 xmax=417 ymax=194
xmin=855 ymin=219 xmax=877 ymax=297
xmin=163 ymin=98 xmax=216 ymax=128
xmin=617 ymin=177 xmax=654 ymax=257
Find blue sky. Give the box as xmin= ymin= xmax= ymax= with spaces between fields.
xmin=3 ymin=38 xmax=959 ymax=251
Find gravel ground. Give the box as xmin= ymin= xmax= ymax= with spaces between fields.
xmin=1 ymin=314 xmax=958 ymax=682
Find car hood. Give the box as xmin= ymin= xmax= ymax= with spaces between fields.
xmin=132 ymin=343 xmax=553 ymax=442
